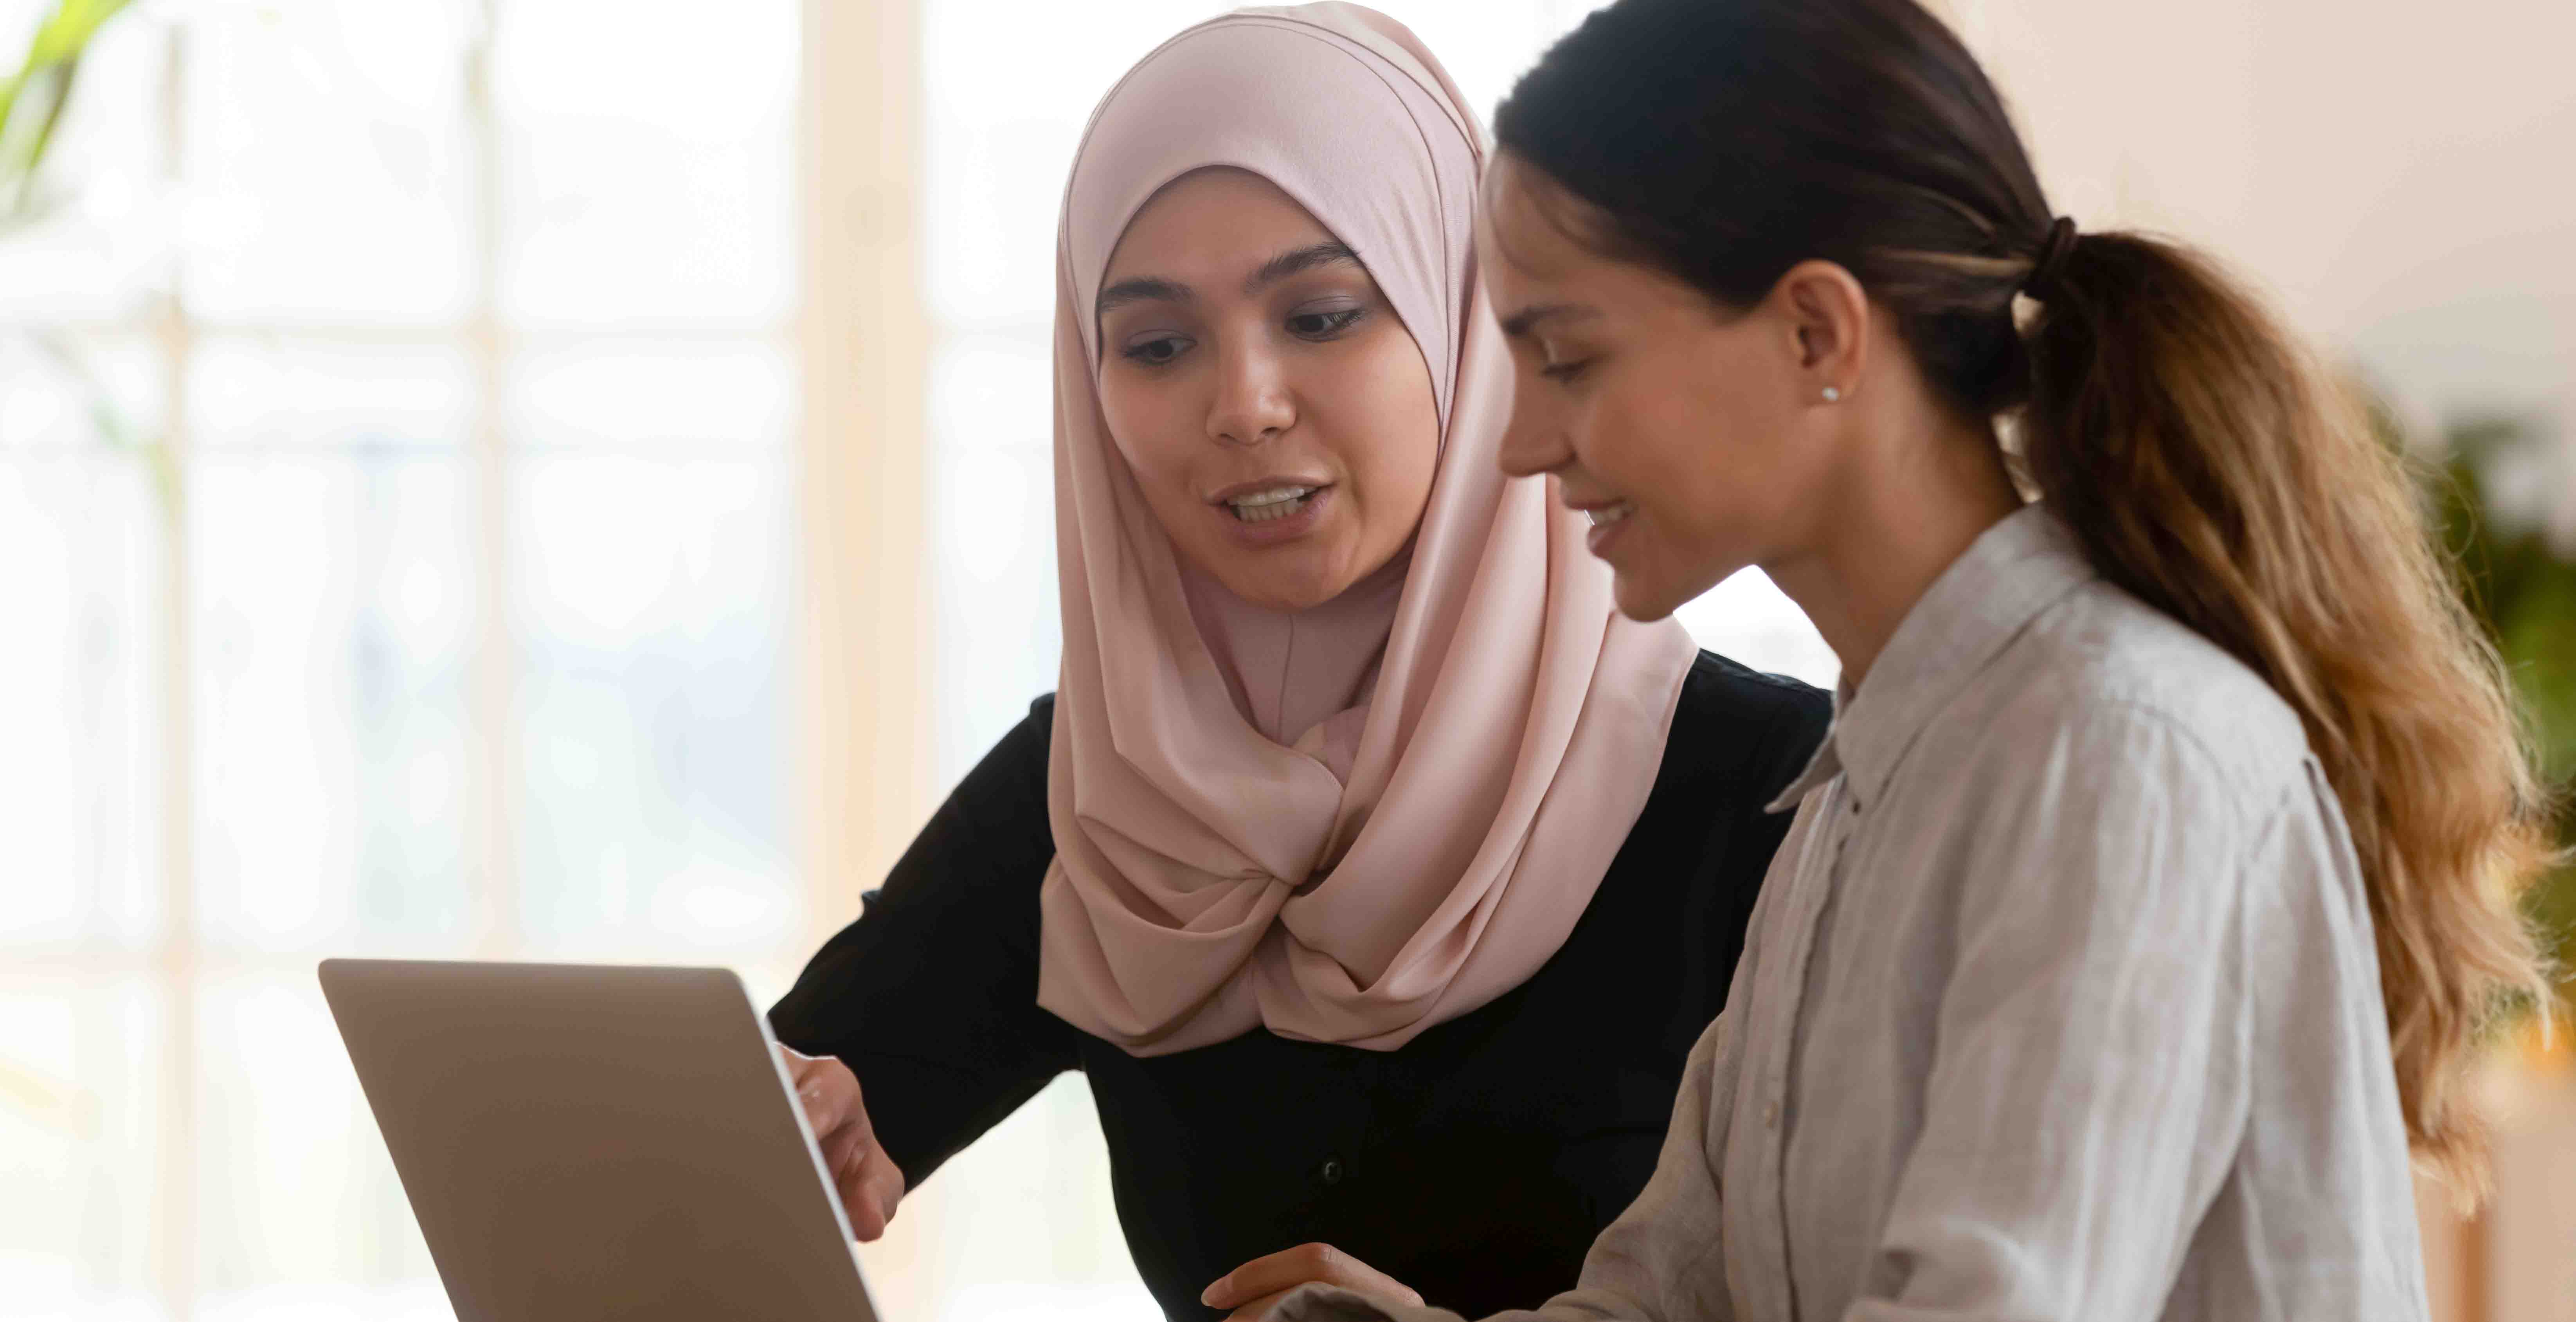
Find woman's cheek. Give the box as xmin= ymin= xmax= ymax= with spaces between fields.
xmin=1107 ymin=390 xmax=1192 ymax=497
xmin=1576 ymin=395 xmax=1637 ymax=489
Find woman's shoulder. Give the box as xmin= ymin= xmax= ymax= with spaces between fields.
xmin=925 ymin=693 xmax=1056 ymax=829
xmin=1656 ymin=649 xmax=1834 ymax=805
xmin=862 ymin=695 xmax=1058 ymax=912
xmin=1673 ymin=648 xmax=1831 ymax=724
xmin=988 ymin=693 xmax=1058 ymax=793
xmin=1990 ymin=581 xmax=2312 ymax=810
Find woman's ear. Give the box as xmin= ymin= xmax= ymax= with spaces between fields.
xmin=1771 ymin=259 xmax=1871 ymax=404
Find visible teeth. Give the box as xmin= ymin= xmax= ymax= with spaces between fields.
xmin=1228 ymin=486 xmax=1316 ymax=523
xmin=1587 ymin=503 xmax=1633 ymax=527
xmin=1236 ymin=495 xmax=1307 ymax=523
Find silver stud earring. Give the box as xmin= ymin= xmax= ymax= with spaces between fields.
xmin=1821 ymin=385 xmax=1842 ymax=403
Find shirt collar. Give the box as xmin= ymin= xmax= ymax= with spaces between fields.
xmin=1764 ymin=504 xmax=2097 ymax=815
xmin=1766 ymin=684 xmax=1850 ymax=812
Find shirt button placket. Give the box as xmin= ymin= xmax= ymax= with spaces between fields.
xmin=1763 ymin=778 xmax=1857 ymax=1322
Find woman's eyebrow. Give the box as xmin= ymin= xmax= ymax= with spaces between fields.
xmin=1096 ymin=242 xmax=1361 ymax=320
xmin=1498 ymin=302 xmax=1599 ymax=339
xmin=1096 ymin=276 xmax=1191 ymax=317
xmin=1245 ymin=241 xmax=1360 ymax=294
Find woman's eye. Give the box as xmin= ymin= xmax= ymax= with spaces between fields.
xmin=1121 ymin=334 xmax=1190 ymax=366
xmin=1540 ymin=358 xmax=1592 ymax=384
xmin=1286 ymin=308 xmax=1365 ymax=339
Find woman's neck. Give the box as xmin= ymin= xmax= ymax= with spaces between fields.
xmin=1766 ymin=404 xmax=2023 ymax=691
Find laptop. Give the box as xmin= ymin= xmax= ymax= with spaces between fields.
xmin=319 ymin=958 xmax=883 ymax=1322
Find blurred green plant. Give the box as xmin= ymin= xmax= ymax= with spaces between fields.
xmin=0 ymin=0 xmax=144 ymax=1137
xmin=0 ymin=0 xmax=134 ymax=220
xmin=2427 ymin=412 xmax=2576 ymax=1006
xmin=0 ymin=0 xmax=167 ymax=497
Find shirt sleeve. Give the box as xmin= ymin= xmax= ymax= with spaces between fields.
xmin=1843 ymin=704 xmax=2262 ymax=1321
xmin=767 ymin=696 xmax=1084 ymax=1191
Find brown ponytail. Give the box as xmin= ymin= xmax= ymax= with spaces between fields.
xmin=1496 ymin=0 xmax=2557 ymax=1189
xmin=2020 ymin=229 xmax=2557 ymax=1185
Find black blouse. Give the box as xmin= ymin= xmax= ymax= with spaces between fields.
xmin=769 ymin=651 xmax=1828 ymax=1320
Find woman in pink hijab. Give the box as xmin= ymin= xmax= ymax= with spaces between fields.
xmin=767 ymin=5 xmax=1827 ymax=1318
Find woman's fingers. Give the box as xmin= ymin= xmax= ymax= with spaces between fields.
xmin=860 ymin=1142 xmax=906 ymax=1229
xmin=837 ymin=1148 xmax=892 ymax=1240
xmin=1221 ymin=1286 xmax=1295 ymax=1322
xmin=826 ymin=1117 xmax=905 ymax=1239
xmin=1202 ymin=1243 xmax=1423 ymax=1312
xmin=776 ymin=1046 xmax=905 ymax=1239
xmin=823 ymin=1063 xmax=906 ymax=1228
xmin=781 ymin=1048 xmax=856 ymax=1137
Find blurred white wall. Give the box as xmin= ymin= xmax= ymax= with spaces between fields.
xmin=1946 ymin=0 xmax=2576 ymax=428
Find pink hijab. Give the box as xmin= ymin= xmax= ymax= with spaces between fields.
xmin=1037 ymin=2 xmax=1698 ymax=1056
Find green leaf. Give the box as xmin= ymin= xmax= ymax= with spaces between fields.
xmin=2 ymin=0 xmax=134 ymax=209
xmin=23 ymin=0 xmax=135 ymax=68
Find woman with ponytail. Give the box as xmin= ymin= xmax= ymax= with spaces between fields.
xmin=1233 ymin=0 xmax=2558 ymax=1319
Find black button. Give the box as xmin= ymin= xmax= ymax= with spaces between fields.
xmin=1317 ymin=1156 xmax=1345 ymax=1185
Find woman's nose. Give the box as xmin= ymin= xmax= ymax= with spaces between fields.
xmin=1207 ymin=341 xmax=1296 ymax=447
xmin=1495 ymin=393 xmax=1573 ymax=478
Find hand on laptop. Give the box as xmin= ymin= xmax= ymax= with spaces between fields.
xmin=777 ymin=1045 xmax=907 ymax=1241
xmin=1201 ymin=1243 xmax=1423 ymax=1320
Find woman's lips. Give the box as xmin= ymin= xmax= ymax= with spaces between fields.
xmin=1579 ymin=499 xmax=1635 ymax=558
xmin=1216 ymin=483 xmax=1334 ymax=546
xmin=1225 ymin=483 xmax=1320 ymax=523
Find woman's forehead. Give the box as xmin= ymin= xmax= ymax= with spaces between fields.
xmin=1479 ymin=158 xmax=1591 ymax=282
xmin=1103 ymin=169 xmax=1338 ymax=280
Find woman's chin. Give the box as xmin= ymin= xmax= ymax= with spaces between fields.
xmin=1197 ymin=548 xmax=1356 ymax=612
xmin=1610 ymin=533 xmax=1758 ymax=624
xmin=1606 ymin=548 xmax=1686 ymax=622
xmin=1611 ymin=559 xmax=1733 ymax=625
xmin=1612 ymin=578 xmax=1685 ymax=623
xmin=1186 ymin=519 xmax=1401 ymax=612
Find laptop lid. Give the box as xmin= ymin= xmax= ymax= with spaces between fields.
xmin=319 ymin=958 xmax=881 ymax=1322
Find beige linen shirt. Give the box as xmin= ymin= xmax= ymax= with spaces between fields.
xmin=1280 ymin=505 xmax=2429 ymax=1322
